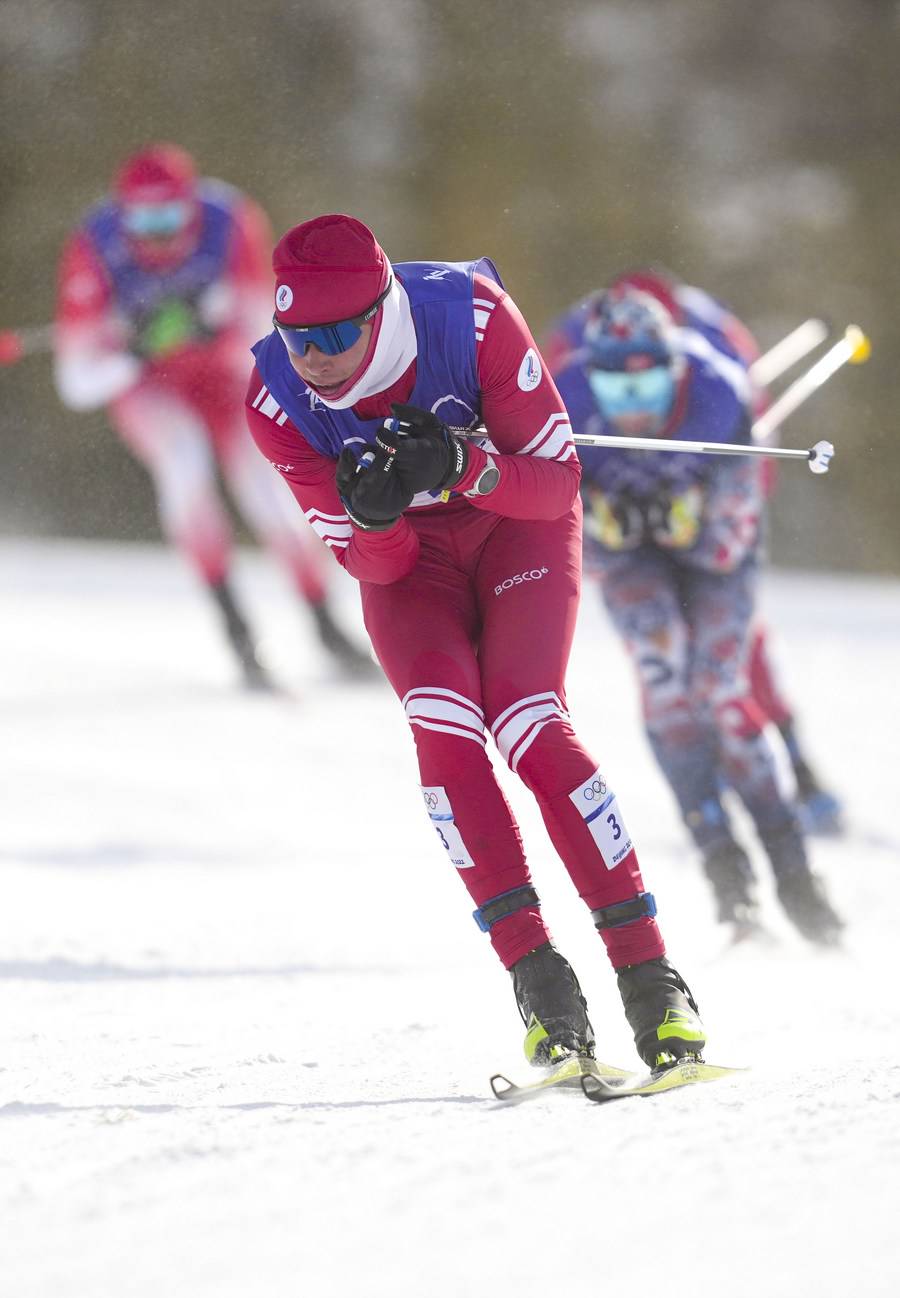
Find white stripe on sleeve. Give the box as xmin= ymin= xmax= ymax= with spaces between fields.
xmin=518 ymin=412 xmax=577 ymax=461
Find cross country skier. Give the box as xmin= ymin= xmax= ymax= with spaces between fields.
xmin=546 ymin=268 xmax=843 ymax=837
xmin=245 ymin=212 xmax=705 ymax=1070
xmin=53 ymin=143 xmax=374 ymax=688
xmin=548 ymin=278 xmax=843 ymax=944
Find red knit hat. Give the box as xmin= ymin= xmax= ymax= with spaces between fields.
xmin=114 ymin=143 xmax=197 ymax=205
xmin=272 ymin=214 xmax=389 ymax=326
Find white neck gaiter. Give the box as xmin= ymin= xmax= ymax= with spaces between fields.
xmin=311 ymin=270 xmax=418 ymax=411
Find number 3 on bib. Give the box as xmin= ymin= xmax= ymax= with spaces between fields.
xmin=569 ymin=769 xmax=634 ymax=869
xmin=421 ymin=785 xmax=475 ymax=869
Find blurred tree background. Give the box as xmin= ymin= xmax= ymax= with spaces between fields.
xmin=1 ymin=0 xmax=898 ymax=570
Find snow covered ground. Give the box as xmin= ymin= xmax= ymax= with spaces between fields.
xmin=2 ymin=538 xmax=899 ymax=1298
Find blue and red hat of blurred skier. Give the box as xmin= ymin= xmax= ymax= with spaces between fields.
xmin=114 ymin=143 xmax=200 ymax=263
xmin=585 ymin=286 xmax=675 ymax=370
xmin=583 ymin=286 xmax=681 ymax=428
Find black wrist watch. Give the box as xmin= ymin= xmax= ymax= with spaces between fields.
xmin=465 ymin=454 xmax=500 ymax=497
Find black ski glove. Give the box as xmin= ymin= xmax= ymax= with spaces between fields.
xmin=375 ymin=403 xmax=469 ymax=496
xmin=335 ymin=446 xmax=414 ymax=531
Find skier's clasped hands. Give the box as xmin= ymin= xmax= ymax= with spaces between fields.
xmin=335 ymin=440 xmax=413 ymax=531
xmin=335 ymin=402 xmax=471 ymax=528
xmin=376 ymin=403 xmax=470 ymax=497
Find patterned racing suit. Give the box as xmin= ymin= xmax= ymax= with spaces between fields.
xmin=549 ymin=290 xmax=810 ymax=896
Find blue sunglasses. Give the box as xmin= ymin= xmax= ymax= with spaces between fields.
xmin=275 ymin=277 xmax=393 ymax=357
xmin=121 ymin=201 xmax=192 ymax=238
xmin=588 ymin=365 xmax=676 ymax=421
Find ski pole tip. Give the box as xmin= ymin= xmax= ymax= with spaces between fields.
xmin=845 ymin=325 xmax=871 ymax=364
xmin=808 ymin=440 xmax=835 ymax=474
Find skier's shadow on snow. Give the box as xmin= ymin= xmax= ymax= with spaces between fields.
xmin=1 ymin=1096 xmax=487 ymax=1116
xmin=0 ymin=958 xmax=404 ymax=981
xmin=0 ymin=844 xmax=278 ymax=869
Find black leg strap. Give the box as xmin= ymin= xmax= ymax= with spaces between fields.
xmin=473 ymin=885 xmax=541 ymax=933
xmin=592 ymin=891 xmax=657 ymax=931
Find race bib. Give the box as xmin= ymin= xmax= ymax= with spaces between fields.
xmin=421 ymin=786 xmax=475 ymax=870
xmin=569 ymin=769 xmax=633 ymax=869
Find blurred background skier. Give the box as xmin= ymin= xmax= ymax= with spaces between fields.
xmin=52 ymin=142 xmax=374 ymax=689
xmin=546 ymin=269 xmax=842 ymax=837
xmin=548 ymin=273 xmax=843 ymax=944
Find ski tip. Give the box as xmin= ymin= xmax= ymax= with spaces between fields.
xmin=489 ymin=1054 xmax=611 ymax=1102
xmin=581 ymin=1073 xmax=612 ymax=1101
xmin=489 ymin=1073 xmax=515 ymax=1100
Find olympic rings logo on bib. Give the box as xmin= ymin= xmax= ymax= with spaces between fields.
xmin=582 ymin=777 xmax=607 ymax=801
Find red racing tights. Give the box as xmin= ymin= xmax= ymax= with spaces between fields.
xmin=361 ymin=500 xmax=665 ymax=972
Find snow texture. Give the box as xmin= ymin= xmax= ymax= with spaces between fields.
xmin=2 ymin=539 xmax=899 ymax=1297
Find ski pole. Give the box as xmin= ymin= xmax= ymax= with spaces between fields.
xmin=453 ymin=423 xmax=837 ymax=475
xmin=0 ymin=324 xmax=55 ymax=366
xmin=565 ymin=431 xmax=837 ymax=474
xmin=751 ymin=324 xmax=870 ymax=446
xmin=748 ymin=318 xmax=829 ymax=388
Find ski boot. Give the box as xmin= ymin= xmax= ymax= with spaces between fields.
xmin=309 ymin=601 xmax=379 ymax=680
xmin=776 ymin=869 xmax=844 ymax=947
xmin=210 ymin=579 xmax=277 ymax=691
xmin=701 ymin=839 xmax=762 ymax=939
xmin=616 ymin=957 xmax=706 ymax=1069
xmin=510 ymin=943 xmax=596 ymax=1066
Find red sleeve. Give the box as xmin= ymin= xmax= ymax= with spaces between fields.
xmin=449 ymin=273 xmax=580 ymax=519
xmin=53 ymin=229 xmax=145 ymax=410
xmin=55 ymin=231 xmax=114 ymax=331
xmin=245 ymin=367 xmax=420 ymax=585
